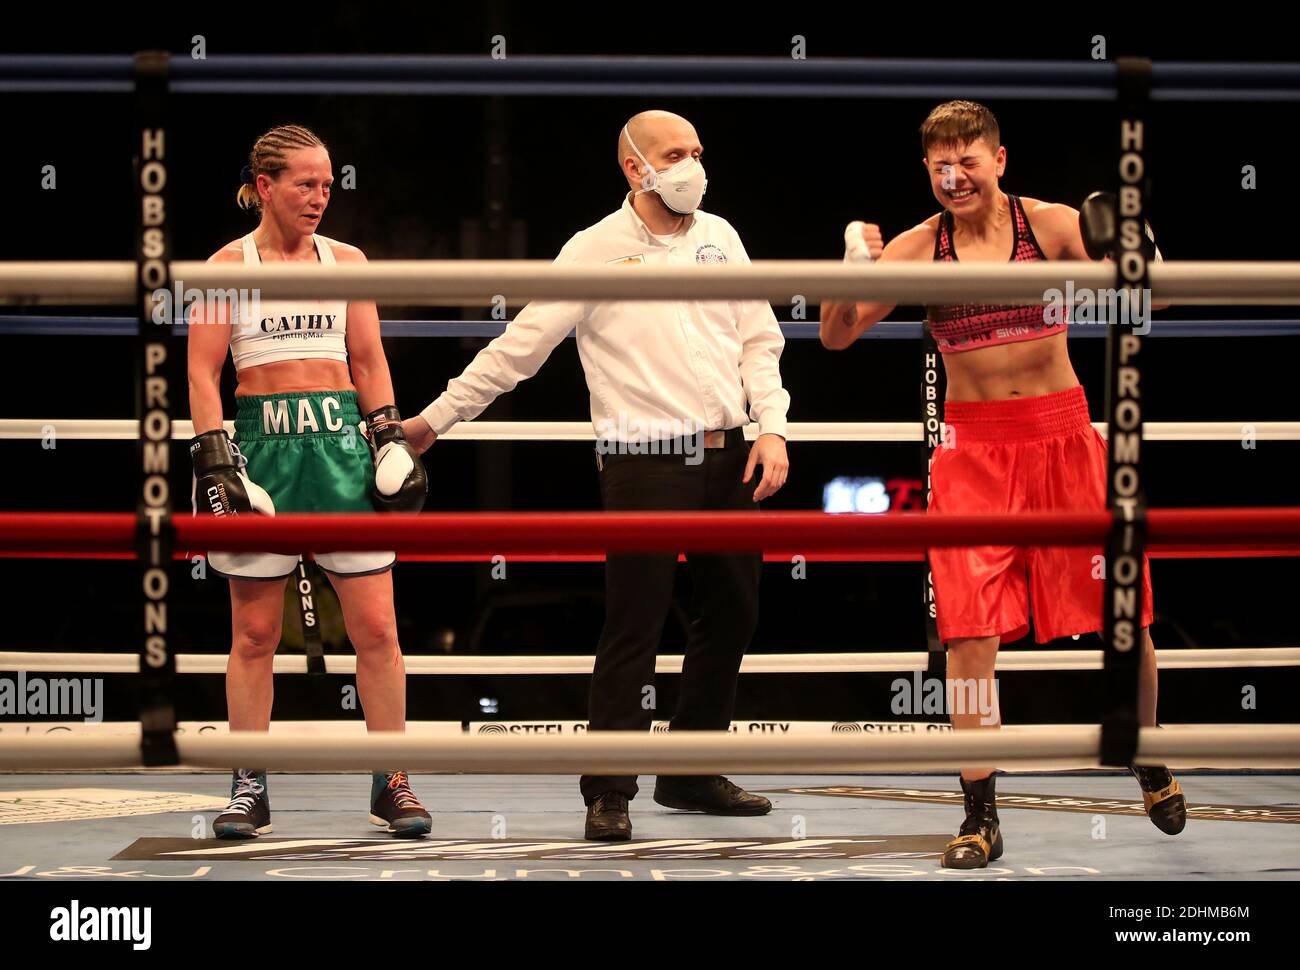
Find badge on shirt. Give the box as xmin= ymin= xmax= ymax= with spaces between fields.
xmin=695 ymin=244 xmax=728 ymax=264
xmin=606 ymin=254 xmax=645 ymax=266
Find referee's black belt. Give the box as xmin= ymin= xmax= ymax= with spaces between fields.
xmin=598 ymin=426 xmax=746 ymax=454
xmin=667 ymin=426 xmax=747 ymax=452
xmin=701 ymin=427 xmax=746 ymax=449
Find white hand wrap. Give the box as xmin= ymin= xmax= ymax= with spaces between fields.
xmin=843 ymin=221 xmax=874 ymax=263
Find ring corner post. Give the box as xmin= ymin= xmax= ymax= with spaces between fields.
xmin=1099 ymin=55 xmax=1154 ymax=769
xmin=133 ymin=50 xmax=180 ymax=768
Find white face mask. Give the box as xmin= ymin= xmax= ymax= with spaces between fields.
xmin=624 ymin=125 xmax=707 ymax=215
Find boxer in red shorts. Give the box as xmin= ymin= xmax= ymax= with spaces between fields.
xmin=820 ymin=100 xmax=1186 ymax=868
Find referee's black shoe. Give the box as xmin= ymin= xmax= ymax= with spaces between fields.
xmin=584 ymin=792 xmax=632 ymax=841
xmin=653 ymin=776 xmax=772 ymax=815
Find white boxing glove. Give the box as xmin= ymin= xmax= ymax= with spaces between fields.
xmin=190 ymin=430 xmax=276 ymax=517
xmin=365 ymin=405 xmax=428 ymax=513
xmin=241 ymin=469 xmax=276 ymax=516
xmin=373 ymin=442 xmax=416 ymax=496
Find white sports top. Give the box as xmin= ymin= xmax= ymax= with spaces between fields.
xmin=230 ymin=233 xmax=350 ymax=370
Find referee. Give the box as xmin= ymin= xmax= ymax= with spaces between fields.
xmin=405 ymin=110 xmax=790 ymax=841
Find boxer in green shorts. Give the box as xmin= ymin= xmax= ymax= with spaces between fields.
xmin=235 ymin=390 xmax=374 ymax=515
xmin=208 ymin=390 xmax=395 ymax=578
xmin=188 ymin=124 xmax=431 ymax=840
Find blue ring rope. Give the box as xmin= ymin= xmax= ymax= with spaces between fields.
xmin=2 ymin=55 xmax=1299 ymax=100
xmin=1 ymin=315 xmax=1296 ymax=339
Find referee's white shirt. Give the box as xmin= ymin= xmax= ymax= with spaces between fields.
xmin=419 ymin=195 xmax=790 ymax=443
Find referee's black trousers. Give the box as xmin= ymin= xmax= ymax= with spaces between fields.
xmin=581 ymin=430 xmax=762 ymax=803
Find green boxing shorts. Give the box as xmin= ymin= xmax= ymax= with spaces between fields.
xmin=202 ymin=390 xmax=396 ymax=580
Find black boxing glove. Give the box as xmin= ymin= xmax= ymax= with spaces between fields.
xmin=366 ymin=405 xmax=427 ymax=513
xmin=190 ymin=429 xmax=275 ymax=516
xmin=1079 ymin=191 xmax=1161 ymax=263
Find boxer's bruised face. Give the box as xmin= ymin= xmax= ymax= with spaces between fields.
xmin=924 ymin=138 xmax=1006 ymax=219
xmin=262 ymin=147 xmax=332 ymax=234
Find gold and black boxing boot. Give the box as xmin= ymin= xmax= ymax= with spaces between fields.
xmin=1131 ymin=764 xmax=1186 ymax=835
xmin=941 ymin=774 xmax=1003 ymax=869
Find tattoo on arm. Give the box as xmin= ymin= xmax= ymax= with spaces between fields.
xmin=840 ymin=306 xmax=858 ymax=329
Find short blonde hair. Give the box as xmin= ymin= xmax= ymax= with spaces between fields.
xmin=236 ymin=124 xmax=327 ymax=211
xmin=919 ymin=101 xmax=1000 ymax=156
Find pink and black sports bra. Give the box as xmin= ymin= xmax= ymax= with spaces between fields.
xmin=926 ymin=195 xmax=1065 ymax=354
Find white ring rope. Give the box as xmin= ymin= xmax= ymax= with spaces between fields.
xmin=2 ymin=725 xmax=1296 ymax=772
xmin=0 ymin=720 xmax=1267 ymax=738
xmin=2 ymin=419 xmax=1297 ymax=443
xmin=2 ymin=648 xmax=1295 ymax=675
xmin=2 ymin=260 xmax=1300 ymax=305
xmin=2 ymin=262 xmax=1293 ymax=770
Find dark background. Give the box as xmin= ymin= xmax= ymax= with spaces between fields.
xmin=1 ymin=5 xmax=1296 ymax=725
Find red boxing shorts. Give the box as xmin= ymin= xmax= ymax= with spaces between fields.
xmin=928 ymin=385 xmax=1153 ymax=644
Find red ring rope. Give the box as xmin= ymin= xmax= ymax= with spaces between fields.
xmin=0 ymin=509 xmax=1297 ymax=555
xmin=2 ymin=546 xmax=1298 ymax=561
